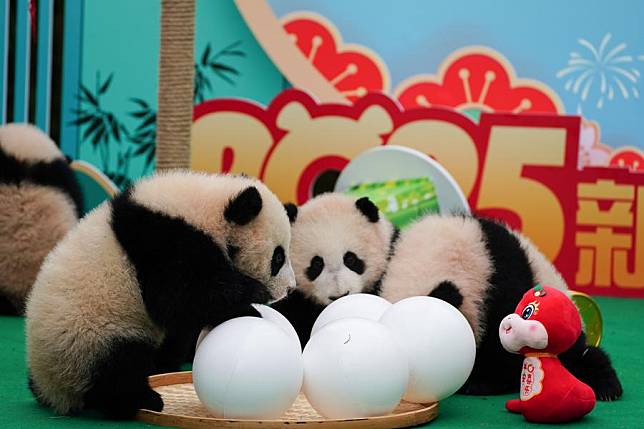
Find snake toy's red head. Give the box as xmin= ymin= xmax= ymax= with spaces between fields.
xmin=499 ymin=285 xmax=582 ymax=355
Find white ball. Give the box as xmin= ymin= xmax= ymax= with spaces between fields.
xmin=193 ymin=317 xmax=303 ymax=419
xmin=195 ymin=327 xmax=210 ymax=351
xmin=380 ymin=296 xmax=476 ymax=402
xmin=303 ymin=318 xmax=408 ymax=419
xmin=195 ymin=304 xmax=301 ymax=351
xmin=252 ymin=304 xmax=301 ymax=349
xmin=311 ymin=293 xmax=391 ymax=337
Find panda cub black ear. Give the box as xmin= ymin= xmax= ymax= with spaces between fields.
xmin=355 ymin=197 xmax=379 ymax=223
xmin=224 ymin=186 xmax=263 ymax=225
xmin=284 ymin=203 xmax=298 ymax=223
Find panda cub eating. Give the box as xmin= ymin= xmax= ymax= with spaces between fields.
xmin=26 ymin=172 xmax=296 ymax=418
xmin=273 ymin=194 xmax=397 ymax=346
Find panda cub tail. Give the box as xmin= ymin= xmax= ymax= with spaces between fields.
xmin=560 ymin=332 xmax=623 ymax=401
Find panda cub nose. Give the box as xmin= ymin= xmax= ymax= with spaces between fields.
xmin=329 ymin=291 xmax=350 ymax=301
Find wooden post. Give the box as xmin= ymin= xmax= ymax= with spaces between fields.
xmin=156 ymin=0 xmax=195 ymax=171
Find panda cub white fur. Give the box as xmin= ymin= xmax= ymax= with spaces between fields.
xmin=380 ymin=214 xmax=622 ymax=401
xmin=26 ymin=171 xmax=295 ymax=418
xmin=0 ymin=123 xmax=82 ymax=315
xmin=273 ymin=193 xmax=397 ymax=346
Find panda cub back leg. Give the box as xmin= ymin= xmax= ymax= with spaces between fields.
xmin=426 ymin=280 xmax=521 ymax=395
xmin=83 ymin=338 xmax=163 ymax=419
xmin=560 ymin=332 xmax=623 ymax=401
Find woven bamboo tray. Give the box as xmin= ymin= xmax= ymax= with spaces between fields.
xmin=137 ymin=371 xmax=438 ymax=428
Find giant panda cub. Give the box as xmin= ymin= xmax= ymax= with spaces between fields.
xmin=379 ymin=214 xmax=623 ymax=401
xmin=0 ymin=123 xmax=82 ymax=315
xmin=26 ymin=171 xmax=296 ymax=418
xmin=273 ymin=193 xmax=397 ymax=346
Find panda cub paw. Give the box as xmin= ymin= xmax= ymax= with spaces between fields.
xmin=560 ymin=334 xmax=623 ymax=401
xmin=90 ymin=388 xmax=162 ymax=419
xmin=199 ymin=304 xmax=263 ymax=330
xmin=213 ymin=304 xmax=262 ymax=326
xmin=140 ymin=388 xmax=164 ymax=412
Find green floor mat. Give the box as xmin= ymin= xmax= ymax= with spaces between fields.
xmin=1 ymin=296 xmax=642 ymax=428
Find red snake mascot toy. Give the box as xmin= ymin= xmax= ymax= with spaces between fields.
xmin=499 ymin=284 xmax=596 ymax=423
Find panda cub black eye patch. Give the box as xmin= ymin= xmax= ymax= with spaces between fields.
xmin=271 ymin=246 xmax=285 ymax=277
xmin=343 ymin=251 xmax=365 ymax=275
xmin=306 ymin=256 xmax=324 ymax=281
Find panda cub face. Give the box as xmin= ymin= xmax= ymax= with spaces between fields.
xmin=223 ymin=184 xmax=296 ymax=303
xmin=129 ymin=172 xmax=296 ymax=303
xmin=289 ymin=194 xmax=394 ymax=305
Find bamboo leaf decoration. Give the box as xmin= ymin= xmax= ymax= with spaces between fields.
xmin=70 ymin=72 xmax=132 ymax=186
xmin=193 ymin=41 xmax=244 ymax=102
xmin=68 ymin=36 xmax=246 ymax=186
xmin=99 ymin=73 xmax=114 ymax=95
xmin=80 ymin=85 xmax=98 ymax=107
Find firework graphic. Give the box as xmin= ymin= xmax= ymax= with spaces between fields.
xmin=557 ymin=33 xmax=643 ymax=109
